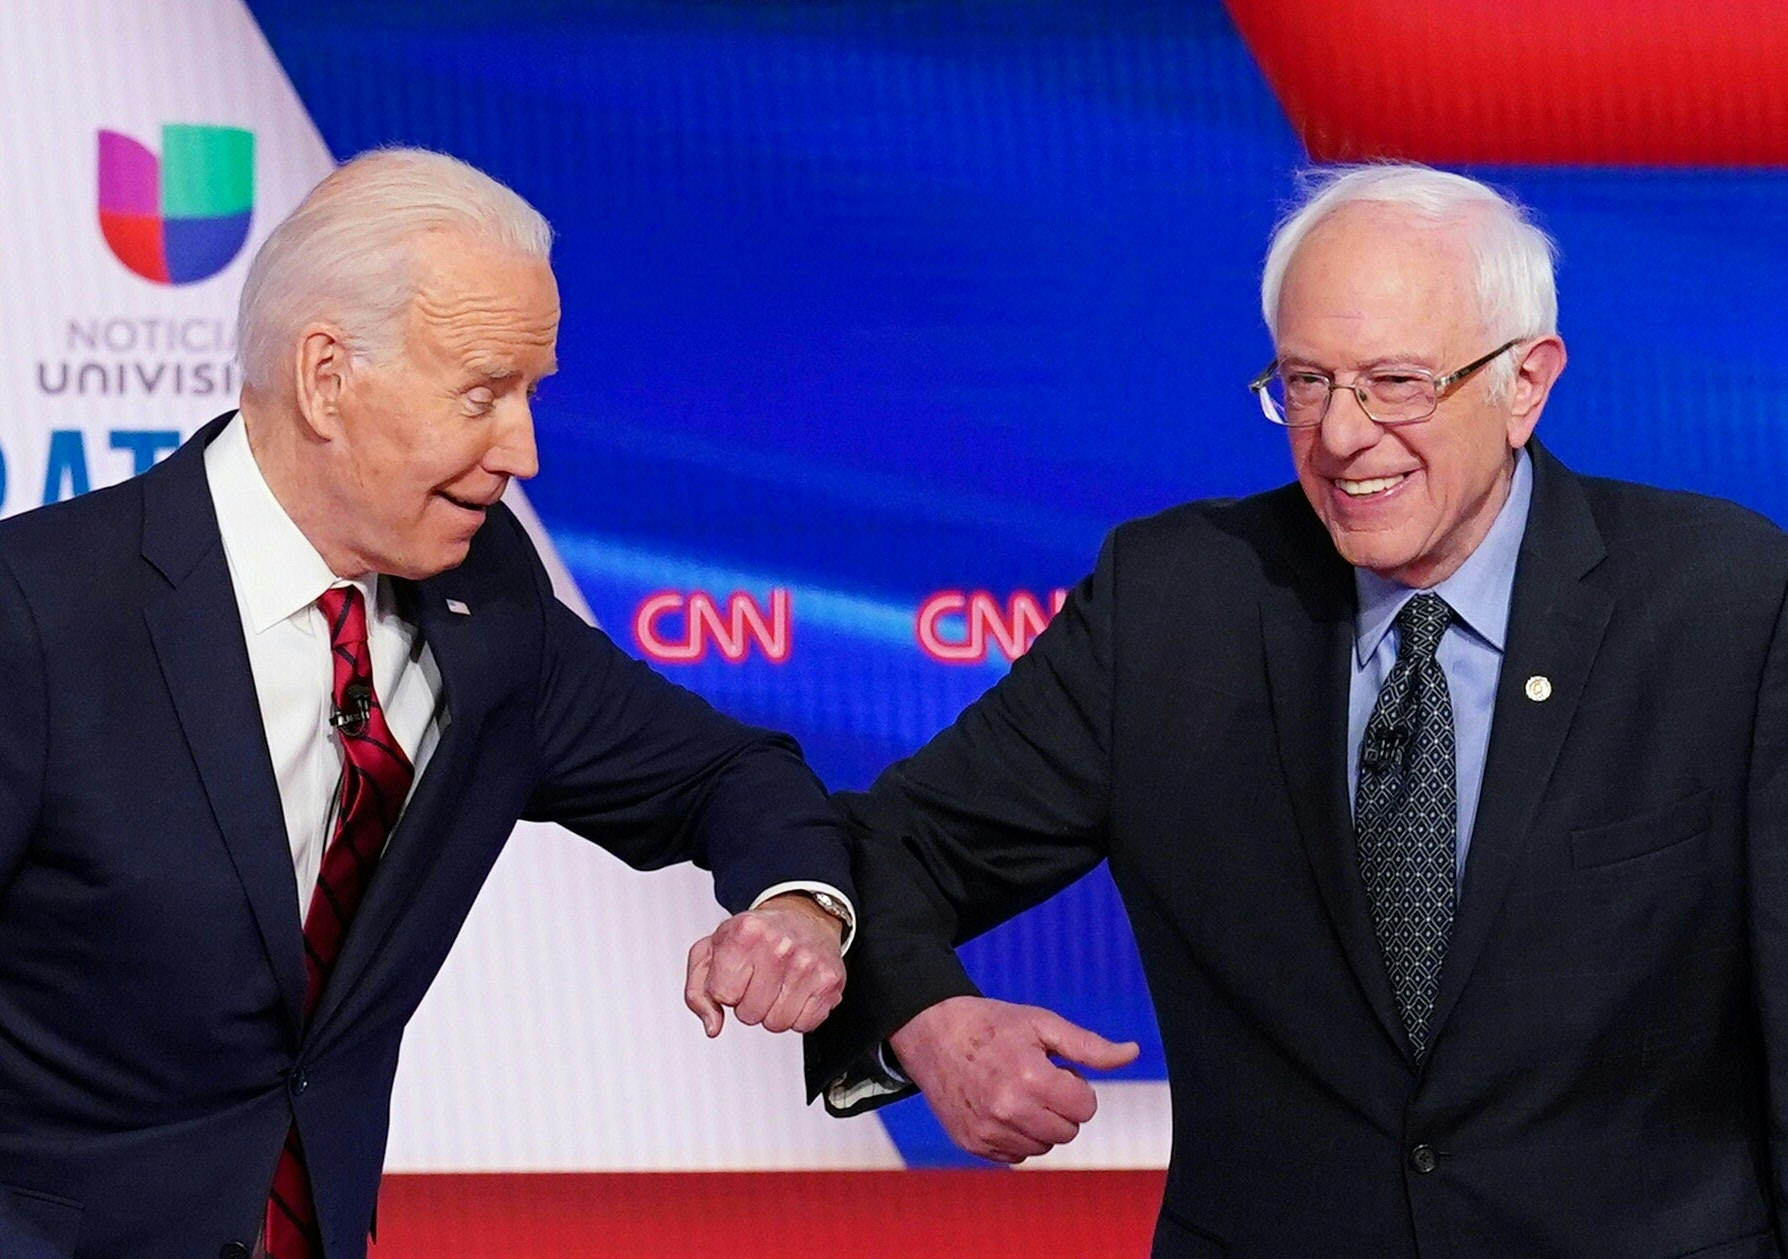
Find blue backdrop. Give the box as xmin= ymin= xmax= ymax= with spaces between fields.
xmin=247 ymin=0 xmax=1788 ymax=1166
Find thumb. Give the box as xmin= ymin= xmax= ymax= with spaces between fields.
xmin=1032 ymin=1010 xmax=1140 ymax=1072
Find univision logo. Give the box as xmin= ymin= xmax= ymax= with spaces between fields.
xmin=98 ymin=124 xmax=254 ymax=285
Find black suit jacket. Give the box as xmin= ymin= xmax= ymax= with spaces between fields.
xmin=0 ymin=416 xmax=853 ymax=1259
xmin=811 ymin=443 xmax=1788 ymax=1259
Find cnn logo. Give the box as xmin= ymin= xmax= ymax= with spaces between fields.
xmin=634 ymin=590 xmax=792 ymax=664
xmin=917 ymin=590 xmax=1068 ymax=664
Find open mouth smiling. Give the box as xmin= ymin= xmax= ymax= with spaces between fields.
xmin=1335 ymin=472 xmax=1411 ymax=498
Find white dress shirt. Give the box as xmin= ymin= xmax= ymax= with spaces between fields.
xmin=205 ymin=415 xmax=446 ymax=917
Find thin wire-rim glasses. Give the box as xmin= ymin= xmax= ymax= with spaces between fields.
xmin=1248 ymin=339 xmax=1522 ymax=428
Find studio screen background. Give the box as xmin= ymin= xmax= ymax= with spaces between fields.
xmin=245 ymin=0 xmax=1786 ymax=1170
xmin=0 ymin=0 xmax=1782 ymax=1243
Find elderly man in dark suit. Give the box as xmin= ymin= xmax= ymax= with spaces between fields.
xmin=0 ymin=149 xmax=857 ymax=1259
xmin=811 ymin=164 xmax=1788 ymax=1258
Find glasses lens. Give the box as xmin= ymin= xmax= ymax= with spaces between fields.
xmin=1362 ymin=372 xmax=1438 ymax=424
xmin=1268 ymin=372 xmax=1330 ymax=427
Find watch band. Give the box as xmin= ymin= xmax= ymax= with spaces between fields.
xmin=804 ymin=889 xmax=855 ymax=933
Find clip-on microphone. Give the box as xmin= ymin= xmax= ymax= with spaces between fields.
xmin=331 ymin=682 xmax=373 ymax=737
xmin=1360 ymin=721 xmax=1411 ymax=771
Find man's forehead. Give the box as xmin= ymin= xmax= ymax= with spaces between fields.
xmin=1276 ymin=209 xmax=1476 ymax=348
xmin=403 ymin=267 xmax=559 ymax=374
xmin=406 ymin=236 xmax=555 ymax=300
xmin=411 ymin=263 xmax=557 ymax=316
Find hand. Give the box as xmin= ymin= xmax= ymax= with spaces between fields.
xmin=890 ymin=996 xmax=1139 ymax=1164
xmin=684 ymin=893 xmax=846 ymax=1038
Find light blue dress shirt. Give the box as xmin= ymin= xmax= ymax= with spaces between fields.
xmin=1347 ymin=449 xmax=1533 ymax=896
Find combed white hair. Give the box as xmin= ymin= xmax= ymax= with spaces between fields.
xmin=237 ymin=147 xmax=553 ymax=393
xmin=1260 ymin=164 xmax=1558 ymax=394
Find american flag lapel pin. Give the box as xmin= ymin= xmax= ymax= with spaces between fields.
xmin=446 ymin=598 xmax=471 ymax=616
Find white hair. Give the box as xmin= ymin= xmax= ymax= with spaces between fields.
xmin=237 ymin=147 xmax=553 ymax=393
xmin=1260 ymin=163 xmax=1558 ymax=394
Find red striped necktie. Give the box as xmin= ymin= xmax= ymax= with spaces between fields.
xmin=266 ymin=584 xmax=415 ymax=1259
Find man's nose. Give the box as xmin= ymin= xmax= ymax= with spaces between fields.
xmin=1317 ymin=383 xmax=1381 ymax=460
xmin=487 ymin=401 xmax=540 ymax=481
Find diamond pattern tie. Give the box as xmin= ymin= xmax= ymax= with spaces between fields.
xmin=1355 ymin=592 xmax=1456 ymax=1060
xmin=265 ymin=585 xmax=415 ymax=1259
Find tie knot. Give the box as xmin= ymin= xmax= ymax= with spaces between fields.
xmin=1395 ymin=592 xmax=1452 ymax=661
xmin=317 ymin=584 xmax=368 ymax=652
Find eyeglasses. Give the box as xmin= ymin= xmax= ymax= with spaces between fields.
xmin=1248 ymin=339 xmax=1522 ymax=428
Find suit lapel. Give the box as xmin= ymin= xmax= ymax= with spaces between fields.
xmin=141 ymin=417 xmax=308 ymax=1036
xmin=305 ymin=576 xmax=497 ymax=1041
xmin=1259 ymin=503 xmax=1414 ymax=1063
xmin=1424 ymin=443 xmax=1613 ymax=1055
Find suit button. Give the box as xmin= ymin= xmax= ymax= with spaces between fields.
xmin=1409 ymin=1143 xmax=1438 ymax=1174
xmin=290 ymin=1066 xmax=309 ymax=1097
xmin=220 ymin=1244 xmax=251 ymax=1259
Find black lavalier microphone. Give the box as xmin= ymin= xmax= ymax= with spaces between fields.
xmin=1361 ymin=721 xmax=1412 ymax=770
xmin=331 ymin=683 xmax=373 ymax=736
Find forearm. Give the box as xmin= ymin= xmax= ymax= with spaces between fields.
xmin=684 ymin=739 xmax=855 ymax=914
xmin=804 ymin=820 xmax=982 ymax=1105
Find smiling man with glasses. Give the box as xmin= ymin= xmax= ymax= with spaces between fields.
xmin=813 ymin=164 xmax=1788 ymax=1258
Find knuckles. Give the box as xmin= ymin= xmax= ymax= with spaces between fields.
xmin=715 ymin=912 xmax=770 ymax=952
xmin=985 ymin=1089 xmax=1024 ymax=1128
xmin=693 ymin=911 xmax=846 ymax=1029
xmin=714 ymin=911 xmax=840 ymax=968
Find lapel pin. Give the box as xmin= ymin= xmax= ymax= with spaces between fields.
xmin=446 ymin=599 xmax=471 ymax=616
xmin=1525 ymin=675 xmax=1552 ymax=702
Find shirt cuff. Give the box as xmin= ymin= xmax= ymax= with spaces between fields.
xmin=823 ymin=1044 xmax=911 ymax=1113
xmin=750 ymin=881 xmax=857 ymax=954
xmin=875 ymin=1041 xmax=908 ymax=1086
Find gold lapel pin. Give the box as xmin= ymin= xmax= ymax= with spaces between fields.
xmin=1525 ymin=675 xmax=1552 ymax=702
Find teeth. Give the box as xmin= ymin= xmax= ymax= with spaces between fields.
xmin=1338 ymin=475 xmax=1406 ymax=497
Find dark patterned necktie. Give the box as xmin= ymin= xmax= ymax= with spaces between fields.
xmin=266 ymin=585 xmax=415 ymax=1259
xmin=1355 ymin=592 xmax=1456 ymax=1060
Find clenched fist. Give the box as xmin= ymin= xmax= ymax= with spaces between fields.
xmin=684 ymin=892 xmax=846 ymax=1036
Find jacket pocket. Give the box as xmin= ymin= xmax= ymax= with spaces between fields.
xmin=1154 ymin=1206 xmax=1229 ymax=1257
xmin=1570 ymin=788 xmax=1712 ymax=869
xmin=0 ymin=1182 xmax=83 ymax=1256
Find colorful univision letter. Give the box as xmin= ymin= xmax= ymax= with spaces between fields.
xmin=98 ymin=124 xmax=255 ymax=285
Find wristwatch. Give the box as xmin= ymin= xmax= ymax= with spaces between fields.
xmin=801 ymin=889 xmax=855 ymax=935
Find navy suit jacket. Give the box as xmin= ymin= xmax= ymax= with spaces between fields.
xmin=0 ymin=416 xmax=853 ymax=1258
xmin=811 ymin=443 xmax=1788 ymax=1258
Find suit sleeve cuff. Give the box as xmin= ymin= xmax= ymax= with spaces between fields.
xmin=751 ymin=881 xmax=857 ymax=954
xmin=822 ymin=1042 xmax=915 ymax=1115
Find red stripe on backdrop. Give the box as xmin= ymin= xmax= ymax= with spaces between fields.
xmin=1224 ymin=0 xmax=1788 ymax=166
xmin=369 ymin=1170 xmax=1167 ymax=1257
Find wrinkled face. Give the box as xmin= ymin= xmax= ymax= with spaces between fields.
xmin=1276 ymin=205 xmax=1541 ymax=589
xmin=327 ymin=234 xmax=558 ymax=579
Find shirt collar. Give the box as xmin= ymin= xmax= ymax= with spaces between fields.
xmin=1353 ymin=446 xmax=1533 ymax=666
xmin=204 ymin=412 xmax=375 ymax=634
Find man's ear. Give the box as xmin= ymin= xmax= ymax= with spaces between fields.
xmin=292 ymin=324 xmax=353 ymax=440
xmin=1506 ymin=334 xmax=1567 ymax=448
